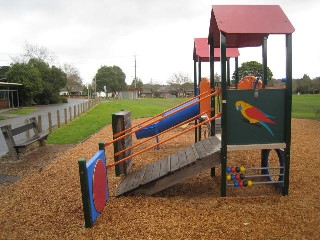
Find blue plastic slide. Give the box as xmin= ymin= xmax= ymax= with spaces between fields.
xmin=135 ymin=99 xmax=199 ymax=139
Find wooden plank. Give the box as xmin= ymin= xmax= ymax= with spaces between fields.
xmin=116 ymin=169 xmax=139 ymax=195
xmin=184 ymin=146 xmax=197 ymax=165
xmin=117 ymin=137 xmax=223 ymax=196
xmin=208 ymin=136 xmax=222 ymax=152
xmin=140 ymin=163 xmax=155 ymax=185
xmin=191 ymin=144 xmax=200 ymax=161
xmin=124 ymin=138 xmax=132 ymax=149
xmin=129 ymin=167 xmax=147 ymax=190
xmin=14 ymin=132 xmax=49 ymax=148
xmin=150 ymin=159 xmax=161 ymax=181
xmin=227 ymin=143 xmax=286 ymax=151
xmin=135 ymin=151 xmax=221 ymax=195
xmin=159 ymin=156 xmax=170 ymax=178
xmin=1 ymin=125 xmax=19 ymax=160
xmin=170 ymin=151 xmax=180 ymax=172
xmin=11 ymin=123 xmax=34 ymax=136
xmin=201 ymin=138 xmax=215 ymax=155
xmin=178 ymin=148 xmax=189 ymax=168
xmin=193 ymin=141 xmax=208 ymax=159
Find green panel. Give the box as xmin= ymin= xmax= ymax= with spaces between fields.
xmin=227 ymin=89 xmax=286 ymax=145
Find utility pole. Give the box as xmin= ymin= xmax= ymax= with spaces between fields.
xmin=134 ymin=55 xmax=137 ymax=88
xmin=93 ymin=76 xmax=97 ymax=99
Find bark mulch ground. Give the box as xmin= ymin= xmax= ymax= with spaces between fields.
xmin=0 ymin=118 xmax=319 ymax=239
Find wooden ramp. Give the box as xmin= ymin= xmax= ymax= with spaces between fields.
xmin=116 ymin=136 xmax=221 ymax=196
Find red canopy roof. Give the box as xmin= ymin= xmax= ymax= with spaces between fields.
xmin=208 ymin=5 xmax=295 ymax=48
xmin=193 ymin=38 xmax=240 ymax=62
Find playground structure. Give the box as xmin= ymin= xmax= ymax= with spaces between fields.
xmin=193 ymin=38 xmax=240 ymax=141
xmin=78 ymin=5 xmax=294 ymax=227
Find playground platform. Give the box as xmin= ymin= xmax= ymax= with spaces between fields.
xmin=116 ymin=135 xmax=221 ymax=196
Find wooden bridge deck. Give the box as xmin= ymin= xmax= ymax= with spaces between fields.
xmin=116 ymin=136 xmax=221 ymax=196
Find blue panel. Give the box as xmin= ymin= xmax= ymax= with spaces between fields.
xmin=85 ymin=150 xmax=108 ymax=224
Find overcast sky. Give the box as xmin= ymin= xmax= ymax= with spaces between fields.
xmin=0 ymin=0 xmax=319 ymax=85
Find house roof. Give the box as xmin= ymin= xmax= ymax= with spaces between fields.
xmin=208 ymin=5 xmax=295 ymax=48
xmin=0 ymin=81 xmax=23 ymax=87
xmin=193 ymin=38 xmax=240 ymax=62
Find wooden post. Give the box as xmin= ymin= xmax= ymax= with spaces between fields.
xmin=29 ymin=117 xmax=45 ymax=146
xmin=25 ymin=119 xmax=30 ymax=139
xmin=37 ymin=115 xmax=42 ymax=132
xmin=112 ymin=110 xmax=133 ymax=176
xmin=0 ymin=125 xmax=19 ymax=160
xmin=69 ymin=106 xmax=72 ymax=121
xmin=48 ymin=112 xmax=52 ymax=132
xmin=57 ymin=110 xmax=61 ymax=128
xmin=74 ymin=105 xmax=77 ymax=118
xmin=64 ymin=108 xmax=67 ymax=124
xmin=78 ymin=104 xmax=80 ymax=116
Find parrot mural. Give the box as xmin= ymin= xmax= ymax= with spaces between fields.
xmin=235 ymin=100 xmax=276 ymax=136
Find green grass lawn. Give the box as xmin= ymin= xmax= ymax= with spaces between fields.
xmin=47 ymin=98 xmax=188 ymax=144
xmin=292 ymin=94 xmax=320 ymax=119
xmin=6 ymin=107 xmax=38 ymax=115
xmin=47 ymin=94 xmax=320 ymax=144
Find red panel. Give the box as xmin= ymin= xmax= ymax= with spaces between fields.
xmin=92 ymin=159 xmax=106 ymax=213
xmin=194 ymin=38 xmax=240 ymax=62
xmin=209 ymin=5 xmax=295 ymax=47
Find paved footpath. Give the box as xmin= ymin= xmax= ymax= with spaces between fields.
xmin=0 ymin=98 xmax=87 ymax=157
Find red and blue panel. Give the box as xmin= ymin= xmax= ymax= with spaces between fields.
xmin=78 ymin=150 xmax=109 ymax=228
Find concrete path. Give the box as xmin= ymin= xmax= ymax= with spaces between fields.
xmin=0 ymin=98 xmax=87 ymax=157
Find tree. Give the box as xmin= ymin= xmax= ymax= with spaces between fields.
xmin=296 ymin=74 xmax=312 ymax=94
xmin=95 ymin=65 xmax=127 ymax=94
xmin=130 ymin=78 xmax=143 ymax=89
xmin=233 ymin=61 xmax=273 ymax=83
xmin=0 ymin=66 xmax=10 ymax=80
xmin=130 ymin=77 xmax=143 ymax=97
xmin=167 ymin=72 xmax=192 ymax=97
xmin=28 ymin=58 xmax=67 ymax=104
xmin=214 ymin=73 xmax=221 ymax=82
xmin=63 ymin=64 xmax=83 ymax=95
xmin=312 ymin=77 xmax=320 ymax=94
xmin=6 ymin=62 xmax=43 ymax=106
xmin=12 ymin=43 xmax=56 ymax=65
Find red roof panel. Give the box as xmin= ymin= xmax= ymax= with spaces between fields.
xmin=209 ymin=5 xmax=295 ymax=47
xmin=193 ymin=38 xmax=240 ymax=62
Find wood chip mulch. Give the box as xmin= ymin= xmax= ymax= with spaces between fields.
xmin=0 ymin=118 xmax=319 ymax=240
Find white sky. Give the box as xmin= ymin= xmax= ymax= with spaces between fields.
xmin=0 ymin=0 xmax=319 ymax=85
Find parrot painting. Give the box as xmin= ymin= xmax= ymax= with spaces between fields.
xmin=235 ymin=101 xmax=276 ymax=136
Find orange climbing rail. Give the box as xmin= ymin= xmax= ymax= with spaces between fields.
xmin=114 ymin=108 xmax=214 ymax=157
xmin=114 ymin=90 xmax=220 ymax=137
xmin=105 ymin=89 xmax=221 ymax=147
xmin=106 ymin=112 xmax=221 ymax=169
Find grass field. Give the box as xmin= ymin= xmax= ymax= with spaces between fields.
xmin=47 ymin=98 xmax=188 ymax=144
xmin=47 ymin=94 xmax=319 ymax=144
xmin=7 ymin=107 xmax=38 ymax=115
xmin=292 ymin=94 xmax=320 ymax=119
